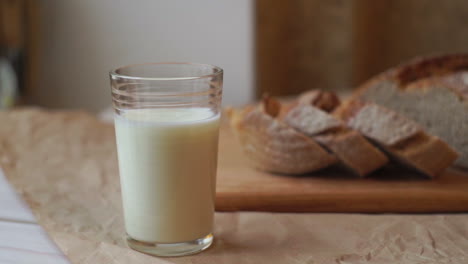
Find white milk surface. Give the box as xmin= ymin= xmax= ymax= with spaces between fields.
xmin=114 ymin=108 xmax=220 ymax=243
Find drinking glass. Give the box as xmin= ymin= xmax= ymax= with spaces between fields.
xmin=110 ymin=63 xmax=223 ymax=256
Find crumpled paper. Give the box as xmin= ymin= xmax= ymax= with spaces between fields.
xmin=0 ymin=108 xmax=467 ymax=264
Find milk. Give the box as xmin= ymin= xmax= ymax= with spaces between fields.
xmin=114 ymin=108 xmax=220 ymax=243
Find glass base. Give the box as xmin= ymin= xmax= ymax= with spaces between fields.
xmin=126 ymin=233 xmax=213 ymax=257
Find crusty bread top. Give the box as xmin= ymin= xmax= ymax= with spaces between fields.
xmin=356 ymin=54 xmax=468 ymax=98
xmin=297 ymin=90 xmax=341 ymax=112
xmin=261 ymin=95 xmax=281 ymax=118
xmin=392 ymin=54 xmax=468 ymax=85
xmin=378 ymin=54 xmax=468 ymax=85
xmin=405 ymin=71 xmax=468 ymax=96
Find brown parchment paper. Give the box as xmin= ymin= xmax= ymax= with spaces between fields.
xmin=0 ymin=108 xmax=467 ymax=264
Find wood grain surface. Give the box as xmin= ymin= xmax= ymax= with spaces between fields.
xmin=216 ymin=122 xmax=468 ymax=213
xmin=255 ymin=0 xmax=352 ymax=97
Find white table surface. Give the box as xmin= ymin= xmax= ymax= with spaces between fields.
xmin=0 ymin=169 xmax=70 ymax=264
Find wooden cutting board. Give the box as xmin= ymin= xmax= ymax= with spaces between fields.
xmin=215 ymin=122 xmax=468 ymax=213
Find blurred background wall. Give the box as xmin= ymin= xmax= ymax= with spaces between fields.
xmin=2 ymin=0 xmax=468 ymax=112
xmin=35 ymin=0 xmax=253 ymax=111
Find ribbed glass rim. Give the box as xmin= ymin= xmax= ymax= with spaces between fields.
xmin=109 ymin=62 xmax=223 ymax=81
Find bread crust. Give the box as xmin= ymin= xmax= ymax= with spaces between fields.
xmin=355 ymin=53 xmax=468 ymax=98
xmin=314 ymin=130 xmax=388 ymax=177
xmin=297 ymin=90 xmax=341 ymax=112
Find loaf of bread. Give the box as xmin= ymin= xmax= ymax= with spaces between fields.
xmin=354 ymin=54 xmax=468 ymax=168
xmin=230 ymin=54 xmax=466 ymax=177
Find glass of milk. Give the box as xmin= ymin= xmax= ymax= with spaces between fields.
xmin=110 ymin=63 xmax=223 ymax=256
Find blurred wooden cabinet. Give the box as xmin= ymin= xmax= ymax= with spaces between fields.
xmin=256 ymin=0 xmax=468 ymax=97
xmin=352 ymin=0 xmax=468 ymax=85
xmin=0 ymin=0 xmax=39 ymax=104
xmin=256 ymin=0 xmax=352 ymax=98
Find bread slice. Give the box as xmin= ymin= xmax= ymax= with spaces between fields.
xmin=313 ymin=130 xmax=389 ymax=177
xmin=281 ymin=94 xmax=388 ymax=177
xmin=353 ymin=54 xmax=468 ymax=167
xmin=282 ymin=103 xmax=342 ymax=136
xmin=227 ymin=100 xmax=337 ymax=175
xmin=280 ymin=89 xmax=343 ymax=136
xmin=337 ymin=101 xmax=459 ymax=178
